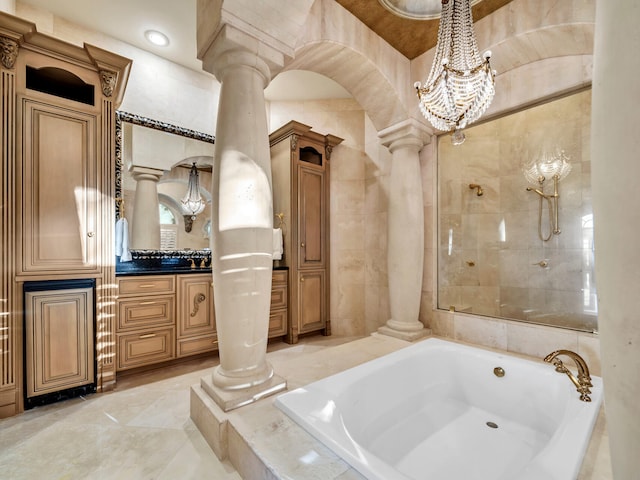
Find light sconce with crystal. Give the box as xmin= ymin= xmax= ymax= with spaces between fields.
xmin=522 ymin=149 xmax=572 ymax=241
xmin=414 ymin=0 xmax=496 ymax=145
xmin=181 ymin=162 xmax=206 ymax=232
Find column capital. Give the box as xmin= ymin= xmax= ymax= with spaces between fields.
xmin=378 ymin=118 xmax=433 ymax=153
xmin=199 ymin=23 xmax=285 ymax=87
xmin=130 ymin=166 xmax=164 ymax=182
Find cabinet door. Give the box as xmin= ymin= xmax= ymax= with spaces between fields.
xmin=177 ymin=275 xmax=215 ymax=338
xmin=298 ymin=270 xmax=325 ymax=334
xmin=298 ymin=165 xmax=325 ymax=268
xmin=19 ymin=99 xmax=99 ymax=274
xmin=25 ymin=287 xmax=94 ymax=398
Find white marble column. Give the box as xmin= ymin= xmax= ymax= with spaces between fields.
xmin=378 ymin=119 xmax=431 ymax=341
xmin=198 ymin=25 xmax=286 ymax=405
xmin=592 ymin=1 xmax=640 ymax=477
xmin=130 ymin=166 xmax=162 ymax=249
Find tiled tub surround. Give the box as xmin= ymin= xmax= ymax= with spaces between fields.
xmin=191 ymin=334 xmax=612 ymax=480
xmin=437 ymin=89 xmax=596 ymax=332
xmin=275 ymin=338 xmax=602 ymax=480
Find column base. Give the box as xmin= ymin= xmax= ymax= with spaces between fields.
xmin=200 ymin=372 xmax=287 ymax=412
xmin=378 ymin=324 xmax=431 ymax=342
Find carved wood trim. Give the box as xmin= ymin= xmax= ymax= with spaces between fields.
xmin=0 ymin=36 xmax=18 ymax=69
xmin=99 ymin=69 xmax=117 ymax=97
xmin=0 ymin=67 xmax=17 ymax=414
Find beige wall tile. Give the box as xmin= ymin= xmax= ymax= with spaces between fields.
xmin=506 ymin=321 xmax=578 ymax=358
xmin=454 ymin=313 xmax=508 ymax=350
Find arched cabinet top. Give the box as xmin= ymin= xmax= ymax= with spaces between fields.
xmin=0 ymin=10 xmax=131 ymax=107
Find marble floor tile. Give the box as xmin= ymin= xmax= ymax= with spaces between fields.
xmin=0 ymin=336 xmax=355 ymax=480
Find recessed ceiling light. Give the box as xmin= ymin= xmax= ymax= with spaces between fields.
xmin=144 ymin=30 xmax=170 ymax=47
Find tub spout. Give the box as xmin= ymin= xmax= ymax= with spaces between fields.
xmin=544 ymin=350 xmax=593 ymax=402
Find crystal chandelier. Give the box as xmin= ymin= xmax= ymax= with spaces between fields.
xmin=181 ymin=162 xmax=206 ymax=217
xmin=414 ymin=0 xmax=496 ymax=145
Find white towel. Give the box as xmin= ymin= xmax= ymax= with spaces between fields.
xmin=115 ymin=218 xmax=132 ymax=262
xmin=272 ymin=228 xmax=283 ymax=260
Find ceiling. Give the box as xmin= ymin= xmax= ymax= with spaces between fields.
xmin=336 ymin=0 xmax=513 ymax=59
xmin=19 ymin=0 xmax=512 ymax=99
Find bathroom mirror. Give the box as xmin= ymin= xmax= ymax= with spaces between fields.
xmin=437 ymin=88 xmax=597 ymax=333
xmin=115 ymin=111 xmax=215 ymax=252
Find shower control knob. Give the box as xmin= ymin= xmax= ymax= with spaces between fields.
xmin=87 ymin=232 xmax=95 ymax=237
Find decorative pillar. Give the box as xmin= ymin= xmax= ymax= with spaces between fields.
xmin=592 ymin=1 xmax=640 ymax=477
xmin=130 ymin=166 xmax=162 ymax=249
xmin=378 ymin=119 xmax=431 ymax=341
xmin=197 ymin=24 xmax=286 ymax=409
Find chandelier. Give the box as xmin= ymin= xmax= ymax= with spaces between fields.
xmin=181 ymin=162 xmax=206 ymax=217
xmin=414 ymin=0 xmax=496 ymax=145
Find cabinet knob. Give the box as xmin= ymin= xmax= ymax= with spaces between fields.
xmin=87 ymin=232 xmax=95 ymax=237
xmin=300 ymin=242 xmax=305 ymax=248
xmin=300 ymin=277 xmax=305 ymax=282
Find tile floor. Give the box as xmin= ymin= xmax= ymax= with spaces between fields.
xmin=0 ymin=334 xmax=612 ymax=480
xmin=0 ymin=336 xmax=357 ymax=480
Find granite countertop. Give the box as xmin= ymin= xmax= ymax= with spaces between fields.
xmin=115 ymin=253 xmax=289 ymax=276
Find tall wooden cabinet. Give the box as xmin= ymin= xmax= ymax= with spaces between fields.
xmin=269 ymin=121 xmax=342 ymax=344
xmin=0 ymin=12 xmax=131 ymax=417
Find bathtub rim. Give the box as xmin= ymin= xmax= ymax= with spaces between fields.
xmin=274 ymin=336 xmax=603 ymax=480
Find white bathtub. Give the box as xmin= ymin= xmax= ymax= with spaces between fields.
xmin=275 ymin=338 xmax=603 ymax=480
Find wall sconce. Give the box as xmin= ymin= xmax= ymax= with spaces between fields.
xmin=181 ymin=162 xmax=206 ymax=232
xmin=522 ymin=149 xmax=571 ymax=241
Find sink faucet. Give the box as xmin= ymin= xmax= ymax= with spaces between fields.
xmin=544 ymin=349 xmax=593 ymax=402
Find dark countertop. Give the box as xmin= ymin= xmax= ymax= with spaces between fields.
xmin=116 ymin=262 xmax=288 ymax=277
xmin=116 ymin=267 xmax=212 ymax=277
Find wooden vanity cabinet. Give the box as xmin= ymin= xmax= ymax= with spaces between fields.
xmin=176 ymin=274 xmax=217 ymax=357
xmin=115 ymin=270 xmax=287 ymax=372
xmin=0 ymin=12 xmax=131 ymax=417
xmin=116 ymin=276 xmax=176 ymax=371
xmin=269 ymin=121 xmax=342 ymax=343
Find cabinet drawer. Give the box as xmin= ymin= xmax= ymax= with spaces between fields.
xmin=116 ymin=327 xmax=175 ymax=371
xmin=117 ymin=296 xmax=175 ymax=331
xmin=268 ymin=310 xmax=287 ymax=338
xmin=117 ymin=276 xmax=175 ymax=296
xmin=270 ymin=283 xmax=287 ymax=310
xmin=177 ymin=334 xmax=218 ymax=358
xmin=272 ymin=269 xmax=287 ymax=285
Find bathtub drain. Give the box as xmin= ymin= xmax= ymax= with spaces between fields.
xmin=486 ymin=421 xmax=498 ymax=429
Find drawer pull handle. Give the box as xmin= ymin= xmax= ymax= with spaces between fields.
xmin=190 ymin=293 xmax=206 ymax=317
xmin=139 ymin=333 xmax=156 ymax=339
xmin=138 ymin=284 xmax=156 ymax=288
xmin=139 ymin=301 xmax=156 ymax=305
